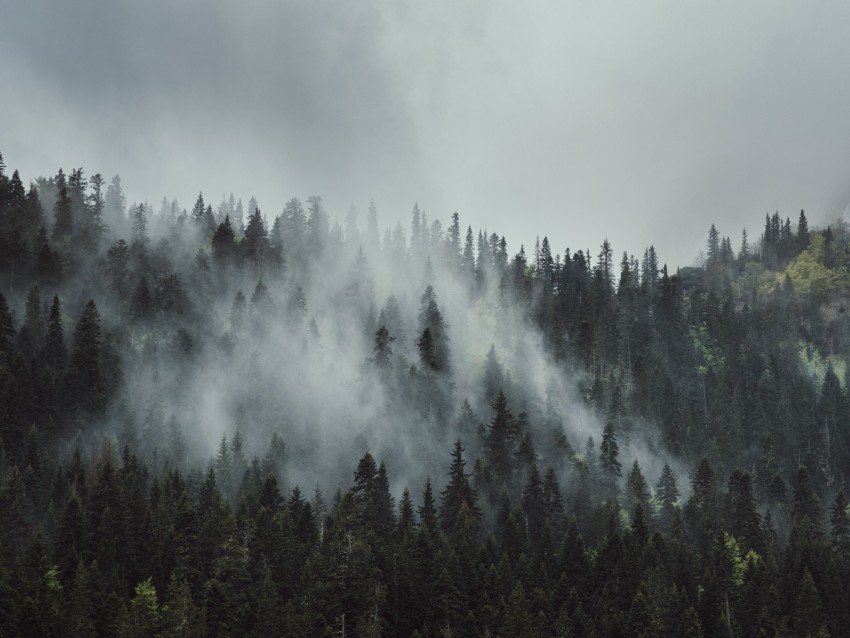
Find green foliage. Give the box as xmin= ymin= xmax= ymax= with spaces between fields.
xmin=785 ymin=233 xmax=850 ymax=301
xmin=799 ymin=341 xmax=846 ymax=390
xmin=117 ymin=577 xmax=160 ymax=637
xmin=689 ymin=323 xmax=725 ymax=376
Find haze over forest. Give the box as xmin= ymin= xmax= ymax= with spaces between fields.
xmin=5 ymin=1 xmax=850 ymax=269
xmin=1 ymin=146 xmax=850 ymax=635
xmin=4 ymin=1 xmax=850 ymax=636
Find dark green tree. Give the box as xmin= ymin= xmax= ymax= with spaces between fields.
xmin=242 ymin=206 xmax=269 ymax=277
xmin=440 ymin=440 xmax=480 ymax=537
xmin=656 ymin=463 xmax=679 ymax=528
xmin=830 ymin=490 xmax=850 ymax=560
xmin=599 ymin=421 xmax=622 ymax=502
xmin=418 ymin=477 xmax=438 ymax=532
xmin=211 ymin=214 xmax=237 ymax=268
xmin=625 ymin=459 xmax=650 ymax=517
xmin=0 ymin=291 xmax=14 ymax=360
xmin=67 ymin=300 xmax=105 ymax=414
xmin=485 ymin=390 xmax=519 ymax=488
xmin=52 ymin=169 xmax=73 ymax=240
xmin=43 ymin=295 xmax=65 ymax=369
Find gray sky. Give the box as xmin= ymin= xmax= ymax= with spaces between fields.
xmin=3 ymin=0 xmax=850 ymax=269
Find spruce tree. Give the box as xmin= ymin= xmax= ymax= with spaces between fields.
xmin=242 ymin=206 xmax=268 ymax=277
xmin=67 ymin=300 xmax=104 ymax=414
xmin=43 ymin=295 xmax=65 ymax=370
xmin=625 ymin=459 xmax=650 ymax=516
xmin=398 ymin=487 xmax=416 ymax=533
xmin=797 ymin=209 xmax=810 ymax=250
xmin=418 ymin=477 xmax=438 ymax=532
xmin=52 ymin=170 xmax=73 ymax=240
xmin=20 ymin=284 xmax=43 ymax=351
xmin=830 ymin=490 xmax=850 ymax=559
xmin=0 ymin=291 xmax=15 ymax=360
xmin=373 ymin=325 xmax=394 ymax=369
xmin=440 ymin=440 xmax=480 ymax=537
xmin=656 ymin=463 xmax=679 ymax=528
xmin=211 ymin=215 xmax=237 ymax=267
xmin=599 ymin=421 xmax=621 ymax=502
xmin=190 ymin=192 xmax=206 ymax=224
xmin=485 ymin=390 xmax=518 ymax=486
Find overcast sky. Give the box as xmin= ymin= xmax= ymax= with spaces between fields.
xmin=3 ymin=0 xmax=850 ymax=269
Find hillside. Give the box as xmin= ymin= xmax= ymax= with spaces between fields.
xmin=1 ymin=151 xmax=849 ymax=636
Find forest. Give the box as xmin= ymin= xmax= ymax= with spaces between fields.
xmin=1 ymin=149 xmax=849 ymax=636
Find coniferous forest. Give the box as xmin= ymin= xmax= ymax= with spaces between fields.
xmin=2 ymin=149 xmax=850 ymax=637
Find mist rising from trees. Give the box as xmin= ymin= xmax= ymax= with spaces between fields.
xmin=1 ymin=151 xmax=849 ymax=635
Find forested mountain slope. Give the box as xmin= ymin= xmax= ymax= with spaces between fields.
xmin=1 ymin=150 xmax=849 ymax=636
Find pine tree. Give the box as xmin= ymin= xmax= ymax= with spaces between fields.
xmin=739 ymin=228 xmax=750 ymax=261
xmin=52 ymin=169 xmax=74 ymax=240
xmin=0 ymin=291 xmax=15 ymax=360
xmin=521 ymin=462 xmax=547 ymax=548
xmin=67 ymin=168 xmax=87 ymax=220
xmin=130 ymin=277 xmax=153 ymax=321
xmin=107 ymin=239 xmax=130 ymax=303
xmin=19 ymin=284 xmax=43 ymax=352
xmin=43 ymin=295 xmax=66 ymax=370
xmin=67 ymin=300 xmax=104 ymax=414
xmin=440 ymin=440 xmax=480 ymax=537
xmin=211 ymin=215 xmax=237 ymax=267
xmin=706 ymin=224 xmax=720 ymax=262
xmin=104 ymin=174 xmax=127 ymax=231
xmin=249 ymin=279 xmax=274 ymax=323
xmin=483 ymin=345 xmax=504 ymax=405
xmin=418 ymin=477 xmax=438 ymax=532
xmin=793 ymin=568 xmax=827 ymax=637
xmin=417 ymin=285 xmax=451 ymax=373
xmin=790 ymin=465 xmax=824 ymax=551
xmin=242 ymin=206 xmax=268 ymax=277
xmin=656 ymin=463 xmax=679 ymax=528
xmin=462 ymin=226 xmax=475 ymax=280
xmin=398 ymin=487 xmax=416 ymax=533
xmin=797 ymin=209 xmax=810 ymax=250
xmin=830 ymin=490 xmax=850 ymax=558
xmin=373 ymin=325 xmax=394 ymax=369
xmin=417 ymin=327 xmax=436 ymax=371
xmin=306 ymin=195 xmax=328 ymax=256
xmin=85 ymin=173 xmax=107 ymax=249
xmin=191 ymin=192 xmax=206 ymax=224
xmin=214 ymin=435 xmax=233 ymax=498
xmin=625 ymin=459 xmax=650 ymax=517
xmin=726 ymin=470 xmax=762 ymax=553
xmin=485 ymin=390 xmax=519 ymax=487
xmin=131 ymin=203 xmax=148 ymax=246
xmin=160 ymin=575 xmax=204 ymax=637
xmin=374 ymin=461 xmax=396 ymax=539
xmin=543 ymin=466 xmax=564 ymax=523
xmin=599 ymin=421 xmax=622 ymax=502
xmin=34 ymin=236 xmax=63 ymax=286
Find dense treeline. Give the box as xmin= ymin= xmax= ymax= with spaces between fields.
xmin=1 ymin=149 xmax=850 ymax=635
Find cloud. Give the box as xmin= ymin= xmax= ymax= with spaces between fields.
xmin=3 ymin=1 xmax=850 ymax=268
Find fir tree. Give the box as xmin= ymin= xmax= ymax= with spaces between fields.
xmin=52 ymin=170 xmax=73 ymax=240
xmin=67 ymin=300 xmax=104 ymax=414
xmin=656 ymin=463 xmax=679 ymax=528
xmin=599 ymin=421 xmax=622 ymax=502
xmin=440 ymin=440 xmax=480 ymax=537
xmin=416 ymin=477 xmax=439 ymax=536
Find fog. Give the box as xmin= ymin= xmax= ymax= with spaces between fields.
xmin=14 ymin=182 xmax=684 ymax=515
xmin=4 ymin=1 xmax=850 ymax=271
